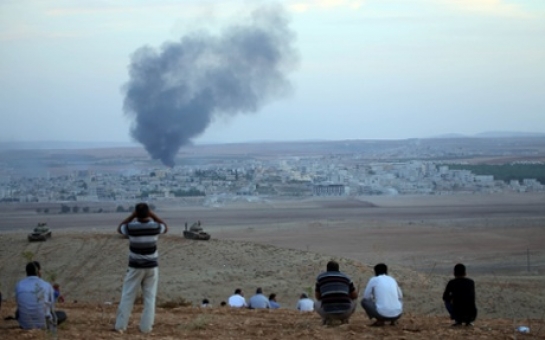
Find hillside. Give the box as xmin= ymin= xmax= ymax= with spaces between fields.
xmin=2 ymin=301 xmax=543 ymax=339
xmin=1 ymin=232 xmax=544 ymax=339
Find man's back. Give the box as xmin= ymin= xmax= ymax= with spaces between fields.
xmin=443 ymin=277 xmax=476 ymax=316
xmin=228 ymin=294 xmax=247 ymax=308
xmin=248 ymin=294 xmax=270 ymax=309
xmin=120 ymin=220 xmax=166 ymax=268
xmin=15 ymin=276 xmax=54 ymax=329
xmin=364 ymin=274 xmax=403 ymax=317
xmin=297 ymin=298 xmax=315 ymax=311
xmin=315 ymin=270 xmax=355 ymax=313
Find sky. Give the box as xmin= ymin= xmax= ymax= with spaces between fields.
xmin=1 ymin=0 xmax=544 ymax=146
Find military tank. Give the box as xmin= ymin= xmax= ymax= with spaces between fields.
xmin=183 ymin=221 xmax=211 ymax=241
xmin=28 ymin=223 xmax=52 ymax=242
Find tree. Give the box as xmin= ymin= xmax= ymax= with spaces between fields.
xmin=116 ymin=205 xmax=125 ymax=212
xmin=82 ymin=206 xmax=90 ymax=213
xmin=60 ymin=204 xmax=71 ymax=214
xmin=72 ymin=205 xmax=79 ymax=213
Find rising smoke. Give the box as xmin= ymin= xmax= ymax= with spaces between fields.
xmin=123 ymin=5 xmax=299 ymax=167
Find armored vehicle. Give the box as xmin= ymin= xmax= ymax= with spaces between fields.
xmin=28 ymin=223 xmax=52 ymax=242
xmin=183 ymin=221 xmax=211 ymax=241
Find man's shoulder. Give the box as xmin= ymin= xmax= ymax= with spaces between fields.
xmin=16 ymin=276 xmax=51 ymax=290
xmin=317 ymin=271 xmax=352 ymax=280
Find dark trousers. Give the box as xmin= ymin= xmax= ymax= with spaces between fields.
xmin=444 ymin=301 xmax=476 ymax=324
xmin=15 ymin=310 xmax=67 ymax=327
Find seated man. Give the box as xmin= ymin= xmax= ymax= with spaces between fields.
xmin=228 ymin=288 xmax=247 ymax=308
xmin=442 ymin=263 xmax=477 ymax=326
xmin=248 ymin=287 xmax=270 ymax=309
xmin=268 ymin=293 xmax=280 ymax=309
xmin=361 ymin=263 xmax=403 ymax=326
xmin=15 ymin=261 xmax=67 ymax=330
xmin=296 ymin=293 xmax=314 ymax=312
xmin=53 ymin=284 xmax=65 ymax=303
xmin=315 ymin=260 xmax=358 ymax=324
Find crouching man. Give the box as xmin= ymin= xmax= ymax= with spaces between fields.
xmin=442 ymin=263 xmax=477 ymax=326
xmin=315 ymin=260 xmax=358 ymax=325
xmin=361 ymin=263 xmax=403 ymax=326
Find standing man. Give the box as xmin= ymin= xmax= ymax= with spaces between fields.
xmin=361 ymin=263 xmax=403 ymax=326
xmin=442 ymin=263 xmax=477 ymax=326
xmin=15 ymin=261 xmax=67 ymax=329
xmin=114 ymin=202 xmax=168 ymax=334
xmin=315 ymin=260 xmax=358 ymax=325
xmin=248 ymin=287 xmax=270 ymax=309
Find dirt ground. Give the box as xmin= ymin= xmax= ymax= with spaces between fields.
xmin=0 ymin=193 xmax=544 ymax=338
xmin=2 ymin=301 xmax=544 ymax=340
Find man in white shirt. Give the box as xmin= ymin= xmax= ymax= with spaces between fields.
xmin=228 ymin=288 xmax=247 ymax=308
xmin=361 ymin=263 xmax=403 ymax=326
xmin=15 ymin=261 xmax=67 ymax=330
xmin=296 ymin=293 xmax=314 ymax=312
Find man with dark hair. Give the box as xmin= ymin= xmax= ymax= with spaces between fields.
xmin=443 ymin=263 xmax=477 ymax=326
xmin=248 ymin=287 xmax=270 ymax=309
xmin=114 ymin=203 xmax=168 ymax=334
xmin=228 ymin=288 xmax=247 ymax=308
xmin=268 ymin=293 xmax=280 ymax=309
xmin=361 ymin=263 xmax=403 ymax=326
xmin=15 ymin=261 xmax=67 ymax=329
xmin=315 ymin=260 xmax=358 ymax=325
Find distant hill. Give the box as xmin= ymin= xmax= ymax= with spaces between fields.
xmin=431 ymin=131 xmax=545 ymax=139
xmin=0 ymin=141 xmax=137 ymax=150
xmin=474 ymin=131 xmax=545 ymax=138
xmin=3 ymin=131 xmax=545 ymax=151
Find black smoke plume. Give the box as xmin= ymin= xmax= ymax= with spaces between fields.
xmin=123 ymin=5 xmax=298 ymax=166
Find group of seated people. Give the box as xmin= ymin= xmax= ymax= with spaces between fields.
xmin=219 ymin=261 xmax=477 ymax=327
xmin=7 ymin=260 xmax=476 ymax=330
xmin=221 ymin=287 xmax=317 ymax=311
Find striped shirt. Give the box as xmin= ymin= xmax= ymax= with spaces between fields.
xmin=315 ymin=271 xmax=356 ymax=314
xmin=120 ymin=220 xmax=166 ymax=268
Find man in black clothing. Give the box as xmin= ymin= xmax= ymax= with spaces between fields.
xmin=442 ymin=263 xmax=477 ymax=326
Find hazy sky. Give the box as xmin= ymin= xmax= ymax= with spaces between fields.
xmin=1 ymin=0 xmax=544 ymax=145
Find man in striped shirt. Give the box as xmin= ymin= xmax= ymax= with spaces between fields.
xmin=315 ymin=260 xmax=358 ymax=325
xmin=114 ymin=203 xmax=168 ymax=334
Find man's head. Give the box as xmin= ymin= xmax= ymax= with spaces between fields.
xmin=300 ymin=293 xmax=308 ymax=299
xmin=326 ymin=260 xmax=339 ymax=272
xmin=234 ymin=288 xmax=242 ymax=295
xmin=256 ymin=287 xmax=263 ymax=294
xmin=374 ymin=263 xmax=388 ymax=276
xmin=135 ymin=202 xmax=150 ymax=219
xmin=269 ymin=293 xmax=276 ymax=301
xmin=454 ymin=263 xmax=466 ymax=277
xmin=26 ymin=261 xmax=41 ymax=277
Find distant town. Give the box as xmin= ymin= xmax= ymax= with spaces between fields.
xmin=1 ymin=137 xmax=544 ymax=205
